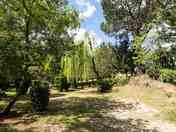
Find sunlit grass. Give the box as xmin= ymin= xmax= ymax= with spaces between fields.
xmin=5 ymin=89 xmax=16 ymax=97
xmin=50 ymin=76 xmax=176 ymax=125
xmin=106 ymin=76 xmax=176 ymax=124
xmin=1 ymin=75 xmax=176 ymax=131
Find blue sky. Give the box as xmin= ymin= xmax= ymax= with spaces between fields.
xmin=68 ymin=0 xmax=114 ymax=45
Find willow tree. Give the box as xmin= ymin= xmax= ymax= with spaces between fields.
xmin=60 ymin=40 xmax=93 ymax=86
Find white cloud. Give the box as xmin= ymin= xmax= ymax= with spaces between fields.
xmin=75 ymin=0 xmax=96 ymax=19
xmin=75 ymin=28 xmax=87 ymax=41
xmin=68 ymin=28 xmax=103 ymax=47
xmin=79 ymin=3 xmax=96 ymax=19
xmin=67 ymin=28 xmax=86 ymax=41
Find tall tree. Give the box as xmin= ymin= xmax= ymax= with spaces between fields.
xmin=60 ymin=41 xmax=92 ymax=83
xmin=94 ymin=43 xmax=116 ymax=78
xmin=101 ymin=0 xmax=162 ymax=36
xmin=0 ymin=0 xmax=79 ymax=115
xmin=101 ymin=0 xmax=175 ymax=73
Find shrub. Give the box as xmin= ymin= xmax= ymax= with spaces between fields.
xmin=30 ymin=80 xmax=49 ymax=112
xmin=147 ymin=67 xmax=160 ymax=80
xmin=97 ymin=79 xmax=113 ymax=93
xmin=0 ymin=76 xmax=10 ymax=91
xmin=15 ymin=77 xmax=31 ymax=95
xmin=159 ymin=69 xmax=176 ymax=83
xmin=0 ymin=91 xmax=7 ymax=98
xmin=112 ymin=74 xmax=130 ymax=86
xmin=55 ymin=76 xmax=70 ymax=92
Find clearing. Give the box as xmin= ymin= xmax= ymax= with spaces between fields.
xmin=1 ymin=75 xmax=176 ymax=132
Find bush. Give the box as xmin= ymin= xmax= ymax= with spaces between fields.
xmin=147 ymin=67 xmax=160 ymax=80
xmin=15 ymin=77 xmax=31 ymax=95
xmin=159 ymin=69 xmax=176 ymax=83
xmin=0 ymin=91 xmax=7 ymax=98
xmin=97 ymin=79 xmax=113 ymax=93
xmin=112 ymin=74 xmax=130 ymax=86
xmin=30 ymin=80 xmax=49 ymax=112
xmin=55 ymin=75 xmax=70 ymax=92
xmin=0 ymin=75 xmax=10 ymax=91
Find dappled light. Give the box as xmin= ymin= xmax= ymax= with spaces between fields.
xmin=0 ymin=0 xmax=176 ymax=131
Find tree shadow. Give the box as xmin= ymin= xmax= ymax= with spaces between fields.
xmin=0 ymin=123 xmax=37 ymax=132
xmin=63 ymin=116 xmax=159 ymax=132
xmin=41 ymin=97 xmax=159 ymax=132
xmin=0 ymin=96 xmax=159 ymax=131
xmin=46 ymin=97 xmax=135 ymax=116
xmin=0 ymin=92 xmax=66 ymax=116
xmin=0 ymin=124 xmax=21 ymax=132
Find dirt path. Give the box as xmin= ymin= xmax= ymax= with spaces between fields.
xmin=108 ymin=99 xmax=176 ymax=132
xmin=45 ymin=88 xmax=176 ymax=132
xmin=1 ymin=87 xmax=176 ymax=132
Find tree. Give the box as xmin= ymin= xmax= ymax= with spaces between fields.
xmin=101 ymin=0 xmax=175 ymax=74
xmin=101 ymin=0 xmax=163 ymax=36
xmin=94 ymin=43 xmax=116 ymax=78
xmin=169 ymin=45 xmax=176 ymax=69
xmin=110 ymin=31 xmax=135 ymax=75
xmin=150 ymin=43 xmax=176 ymax=69
xmin=132 ymin=34 xmax=147 ymax=66
xmin=0 ymin=0 xmax=79 ymax=115
xmin=59 ymin=40 xmax=92 ymax=90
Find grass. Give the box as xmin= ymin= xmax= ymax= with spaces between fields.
xmin=110 ymin=75 xmax=176 ymax=124
xmin=0 ymin=75 xmax=176 ymax=131
xmin=5 ymin=89 xmax=16 ymax=97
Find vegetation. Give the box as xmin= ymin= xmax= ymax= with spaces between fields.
xmin=30 ymin=80 xmax=49 ymax=112
xmin=1 ymin=76 xmax=176 ymax=132
xmin=0 ymin=0 xmax=79 ymax=115
xmin=0 ymin=0 xmax=176 ymax=131
xmin=159 ymin=69 xmax=176 ymax=83
xmin=97 ymin=79 xmax=113 ymax=93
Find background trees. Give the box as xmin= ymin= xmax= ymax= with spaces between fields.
xmin=101 ymin=0 xmax=161 ymax=36
xmin=94 ymin=43 xmax=116 ymax=78
xmin=101 ymin=0 xmax=175 ymax=75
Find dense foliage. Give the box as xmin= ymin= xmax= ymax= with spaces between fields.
xmin=147 ymin=66 xmax=160 ymax=80
xmin=159 ymin=69 xmax=176 ymax=83
xmin=97 ymin=79 xmax=113 ymax=93
xmin=0 ymin=0 xmax=79 ymax=115
xmin=101 ymin=0 xmax=162 ymax=36
xmin=101 ymin=0 xmax=175 ymax=76
xmin=94 ymin=43 xmax=116 ymax=78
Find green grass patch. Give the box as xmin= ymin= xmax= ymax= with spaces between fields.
xmin=5 ymin=89 xmax=16 ymax=97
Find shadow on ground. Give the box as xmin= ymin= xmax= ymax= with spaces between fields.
xmin=41 ymin=97 xmax=158 ymax=132
xmin=47 ymin=97 xmax=134 ymax=116
xmin=63 ymin=116 xmax=158 ymax=132
xmin=0 ymin=123 xmax=36 ymax=132
xmin=1 ymin=96 xmax=159 ymax=132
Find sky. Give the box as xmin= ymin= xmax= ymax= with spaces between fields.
xmin=68 ymin=0 xmax=114 ymax=45
xmin=67 ymin=0 xmax=173 ymax=49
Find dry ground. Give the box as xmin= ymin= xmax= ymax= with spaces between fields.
xmin=0 ymin=75 xmax=176 ymax=132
